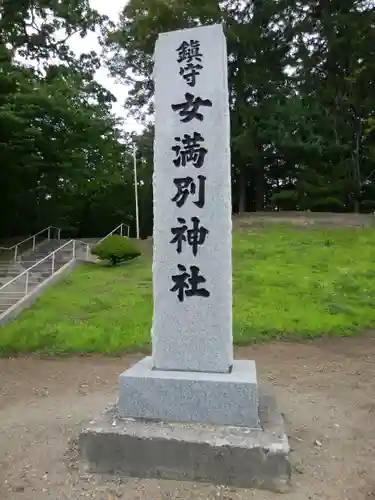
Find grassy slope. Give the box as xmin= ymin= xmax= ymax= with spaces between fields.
xmin=1 ymin=225 xmax=375 ymax=355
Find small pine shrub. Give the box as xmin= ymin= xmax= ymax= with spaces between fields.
xmin=91 ymin=235 xmax=141 ymax=266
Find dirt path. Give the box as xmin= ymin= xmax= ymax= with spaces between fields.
xmin=1 ymin=335 xmax=375 ymax=499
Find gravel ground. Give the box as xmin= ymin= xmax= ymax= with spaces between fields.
xmin=1 ymin=335 xmax=375 ymax=499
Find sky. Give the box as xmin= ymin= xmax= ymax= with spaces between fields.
xmin=70 ymin=0 xmax=141 ymax=133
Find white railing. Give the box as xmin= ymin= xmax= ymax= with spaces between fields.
xmin=96 ymin=223 xmax=130 ymax=245
xmin=0 ymin=239 xmax=75 ymax=306
xmin=0 ymin=224 xmax=131 ymax=314
xmin=0 ymin=226 xmax=61 ymax=262
xmin=69 ymin=224 xmax=130 ymax=262
xmin=74 ymin=240 xmax=91 ymax=261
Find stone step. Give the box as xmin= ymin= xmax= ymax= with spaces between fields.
xmin=26 ymin=255 xmax=72 ymax=262
xmin=21 ymin=256 xmax=72 ymax=264
xmin=0 ymin=273 xmax=50 ymax=292
xmin=31 ymin=250 xmax=72 ymax=258
xmin=0 ymin=268 xmax=63 ymax=282
xmin=0 ymin=283 xmax=40 ymax=312
xmin=22 ymin=252 xmax=73 ymax=262
xmin=0 ymin=294 xmax=26 ymax=313
xmin=21 ymin=262 xmax=71 ymax=272
xmin=0 ymin=237 xmax=93 ymax=315
xmin=0 ymin=272 xmax=23 ymax=278
xmin=0 ymin=296 xmax=25 ymax=305
xmin=21 ymin=256 xmax=72 ymax=266
xmin=0 ymin=235 xmax=103 ymax=315
xmin=0 ymin=282 xmax=40 ymax=292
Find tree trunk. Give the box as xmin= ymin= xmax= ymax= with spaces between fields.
xmin=255 ymin=164 xmax=265 ymax=211
xmin=238 ymin=168 xmax=246 ymax=213
xmin=352 ymin=119 xmax=363 ymax=214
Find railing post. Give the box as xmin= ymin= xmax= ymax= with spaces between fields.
xmin=51 ymin=251 xmax=55 ymax=274
xmin=47 ymin=227 xmax=51 ymax=241
xmin=127 ymin=225 xmax=130 ymax=237
xmin=72 ymin=240 xmax=76 ymax=259
xmin=32 ymin=235 xmax=36 ymax=252
xmin=86 ymin=244 xmax=90 ymax=261
xmin=120 ymin=224 xmax=123 ymax=237
xmin=58 ymin=228 xmax=61 ymax=240
xmin=25 ymin=272 xmax=29 ymax=295
xmin=14 ymin=246 xmax=18 ymax=262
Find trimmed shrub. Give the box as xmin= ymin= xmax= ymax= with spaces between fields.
xmin=91 ymin=235 xmax=141 ymax=266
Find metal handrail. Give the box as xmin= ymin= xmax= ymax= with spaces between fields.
xmin=0 ymin=226 xmax=61 ymax=261
xmin=0 ymin=224 xmax=133 ymax=315
xmin=0 ymin=239 xmax=75 ymax=296
xmin=74 ymin=239 xmax=91 ymax=260
xmin=96 ymin=223 xmax=130 ymax=245
xmin=0 ymin=224 xmax=131 ymax=312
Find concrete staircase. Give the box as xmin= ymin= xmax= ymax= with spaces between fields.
xmin=20 ymin=238 xmax=71 ymax=271
xmin=0 ymin=223 xmax=129 ymax=320
xmin=0 ymin=239 xmax=74 ymax=314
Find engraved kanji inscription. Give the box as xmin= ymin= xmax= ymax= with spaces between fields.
xmin=179 ymin=63 xmax=203 ymax=87
xmin=172 ymin=132 xmax=207 ymax=168
xmin=171 ymin=264 xmax=210 ymax=302
xmin=171 ymin=175 xmax=206 ymax=208
xmin=170 ymin=217 xmax=209 ymax=256
xmin=176 ymin=40 xmax=203 ymax=64
xmin=171 ymin=93 xmax=212 ymax=122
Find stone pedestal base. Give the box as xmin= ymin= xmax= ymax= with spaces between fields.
xmin=118 ymin=357 xmax=259 ymax=428
xmin=79 ymin=393 xmax=291 ymax=493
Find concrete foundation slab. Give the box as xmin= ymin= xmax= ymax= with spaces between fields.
xmin=79 ymin=393 xmax=291 ymax=493
xmin=118 ymin=357 xmax=259 ymax=428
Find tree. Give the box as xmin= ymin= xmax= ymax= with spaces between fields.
xmin=0 ymin=0 xmax=141 ymax=238
xmin=106 ymin=0 xmax=375 ymax=215
xmin=105 ymin=0 xmax=298 ymax=212
xmin=292 ymin=0 xmax=375 ymax=212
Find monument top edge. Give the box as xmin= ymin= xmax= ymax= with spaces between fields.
xmin=157 ymin=23 xmax=224 ymax=39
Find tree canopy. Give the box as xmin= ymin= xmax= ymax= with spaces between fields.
xmin=106 ymin=0 xmax=375 ymax=214
xmin=0 ymin=0 xmax=143 ymax=238
xmin=1 ymin=0 xmax=375 ymax=242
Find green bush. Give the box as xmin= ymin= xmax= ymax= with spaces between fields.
xmin=91 ymin=235 xmax=141 ymax=266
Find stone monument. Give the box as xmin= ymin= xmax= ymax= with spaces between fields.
xmin=80 ymin=24 xmax=291 ymax=492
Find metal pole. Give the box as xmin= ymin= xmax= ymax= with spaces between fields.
xmin=120 ymin=224 xmax=123 ymax=237
xmin=72 ymin=240 xmax=76 ymax=259
xmin=25 ymin=272 xmax=29 ymax=295
xmin=133 ymin=144 xmax=140 ymax=239
xmin=51 ymin=252 xmax=55 ymax=274
xmin=14 ymin=246 xmax=18 ymax=262
xmin=47 ymin=227 xmax=51 ymax=241
xmin=32 ymin=235 xmax=36 ymax=251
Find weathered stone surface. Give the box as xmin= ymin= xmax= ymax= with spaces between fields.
xmin=80 ymin=393 xmax=291 ymax=493
xmin=118 ymin=357 xmax=260 ymax=428
xmin=152 ymin=24 xmax=233 ymax=373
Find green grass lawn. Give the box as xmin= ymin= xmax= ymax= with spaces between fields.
xmin=1 ymin=225 xmax=375 ymax=356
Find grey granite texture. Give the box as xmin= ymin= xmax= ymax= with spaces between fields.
xmin=152 ymin=24 xmax=233 ymax=373
xmin=79 ymin=392 xmax=291 ymax=492
xmin=118 ymin=356 xmax=260 ymax=428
